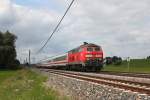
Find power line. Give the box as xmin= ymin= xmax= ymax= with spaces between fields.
xmin=37 ymin=0 xmax=75 ymax=53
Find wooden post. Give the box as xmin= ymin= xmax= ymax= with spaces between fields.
xmin=29 ymin=50 xmax=31 ymax=65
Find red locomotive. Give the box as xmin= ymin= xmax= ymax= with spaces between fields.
xmin=37 ymin=42 xmax=103 ymax=71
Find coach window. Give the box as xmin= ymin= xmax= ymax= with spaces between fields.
xmin=72 ymin=49 xmax=76 ymax=53
xmin=73 ymin=48 xmax=79 ymax=53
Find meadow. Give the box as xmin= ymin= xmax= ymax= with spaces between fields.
xmin=0 ymin=69 xmax=67 ymax=100
xmin=103 ymin=59 xmax=150 ymax=73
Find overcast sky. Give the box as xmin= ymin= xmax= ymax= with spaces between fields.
xmin=0 ymin=0 xmax=150 ymax=63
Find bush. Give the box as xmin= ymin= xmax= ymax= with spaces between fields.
xmin=112 ymin=56 xmax=122 ymax=65
xmin=105 ymin=57 xmax=113 ymax=65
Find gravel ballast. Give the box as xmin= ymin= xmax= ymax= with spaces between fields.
xmin=33 ymin=68 xmax=150 ymax=100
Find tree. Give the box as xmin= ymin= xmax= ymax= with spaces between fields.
xmin=147 ymin=56 xmax=150 ymax=59
xmin=0 ymin=30 xmax=19 ymax=69
xmin=3 ymin=31 xmax=17 ymax=47
xmin=0 ymin=31 xmax=3 ymax=45
xmin=0 ymin=31 xmax=4 ymax=67
xmin=112 ymin=56 xmax=122 ymax=65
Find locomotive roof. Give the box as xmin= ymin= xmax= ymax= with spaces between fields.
xmin=68 ymin=43 xmax=100 ymax=52
xmin=79 ymin=43 xmax=99 ymax=48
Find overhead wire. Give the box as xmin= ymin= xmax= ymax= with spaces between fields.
xmin=37 ymin=0 xmax=75 ymax=53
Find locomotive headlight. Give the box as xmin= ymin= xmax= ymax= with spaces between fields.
xmin=87 ymin=58 xmax=90 ymax=60
xmin=95 ymin=54 xmax=102 ymax=57
xmin=99 ymin=58 xmax=102 ymax=60
xmin=95 ymin=55 xmax=102 ymax=57
xmin=86 ymin=54 xmax=92 ymax=57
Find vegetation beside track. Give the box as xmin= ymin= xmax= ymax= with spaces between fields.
xmin=103 ymin=59 xmax=150 ymax=73
xmin=0 ymin=68 xmax=68 ymax=100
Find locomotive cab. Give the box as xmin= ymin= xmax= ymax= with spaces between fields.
xmin=84 ymin=45 xmax=103 ymax=71
xmin=85 ymin=46 xmax=103 ymax=60
xmin=67 ymin=42 xmax=103 ymax=71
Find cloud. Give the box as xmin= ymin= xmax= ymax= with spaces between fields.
xmin=0 ymin=0 xmax=150 ymax=63
xmin=0 ymin=0 xmax=61 ymax=62
xmin=0 ymin=0 xmax=17 ymax=28
xmin=65 ymin=0 xmax=150 ymax=58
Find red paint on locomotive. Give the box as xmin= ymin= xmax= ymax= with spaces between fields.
xmin=68 ymin=43 xmax=103 ymax=67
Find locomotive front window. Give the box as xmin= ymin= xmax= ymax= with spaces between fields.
xmin=87 ymin=47 xmax=93 ymax=51
xmin=95 ymin=47 xmax=100 ymax=51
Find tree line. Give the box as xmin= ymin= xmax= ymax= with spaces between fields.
xmin=147 ymin=56 xmax=150 ymax=59
xmin=105 ymin=56 xmax=122 ymax=65
xmin=0 ymin=31 xmax=20 ymax=69
xmin=105 ymin=56 xmax=150 ymax=66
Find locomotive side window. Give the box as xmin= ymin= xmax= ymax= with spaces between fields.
xmin=79 ymin=48 xmax=82 ymax=52
xmin=87 ymin=47 xmax=93 ymax=51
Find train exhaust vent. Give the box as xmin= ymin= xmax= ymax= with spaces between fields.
xmin=84 ymin=42 xmax=88 ymax=45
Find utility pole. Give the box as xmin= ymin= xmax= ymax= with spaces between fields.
xmin=24 ymin=60 xmax=26 ymax=64
xmin=127 ymin=57 xmax=130 ymax=72
xmin=29 ymin=50 xmax=31 ymax=65
xmin=26 ymin=58 xmax=28 ymax=63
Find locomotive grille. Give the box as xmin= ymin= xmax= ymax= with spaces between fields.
xmin=85 ymin=59 xmax=102 ymax=66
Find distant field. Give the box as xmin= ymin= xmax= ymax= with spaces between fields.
xmin=0 ymin=69 xmax=67 ymax=100
xmin=103 ymin=59 xmax=150 ymax=73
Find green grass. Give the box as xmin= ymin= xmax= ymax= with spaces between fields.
xmin=0 ymin=69 xmax=68 ymax=100
xmin=102 ymin=59 xmax=150 ymax=73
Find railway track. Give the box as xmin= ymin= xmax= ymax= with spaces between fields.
xmin=38 ymin=68 xmax=150 ymax=95
xmin=98 ymin=71 xmax=150 ymax=79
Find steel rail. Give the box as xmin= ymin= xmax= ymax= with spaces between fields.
xmin=39 ymin=68 xmax=150 ymax=95
xmin=98 ymin=71 xmax=150 ymax=79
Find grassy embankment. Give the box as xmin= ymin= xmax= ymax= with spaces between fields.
xmin=0 ymin=69 xmax=67 ymax=100
xmin=103 ymin=59 xmax=150 ymax=73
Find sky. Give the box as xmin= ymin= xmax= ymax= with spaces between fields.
xmin=0 ymin=0 xmax=150 ymax=63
